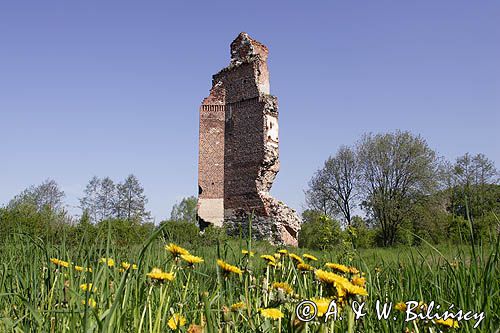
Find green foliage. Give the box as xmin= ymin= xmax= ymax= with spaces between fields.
xmin=349 ymin=216 xmax=375 ymax=248
xmin=358 ymin=131 xmax=439 ymax=246
xmin=80 ymin=175 xmax=151 ymax=224
xmin=298 ymin=212 xmax=342 ymax=250
xmin=407 ymin=196 xmax=449 ymax=245
xmin=94 ymin=219 xmax=155 ymax=247
xmin=159 ymin=220 xmax=200 ymax=246
xmin=8 ymin=178 xmax=65 ymax=213
xmin=198 ymin=225 xmax=228 ymax=246
xmin=0 ymin=201 xmax=70 ymax=244
xmin=447 ymin=184 xmax=500 ymax=220
xmin=169 ymin=196 xmax=197 ymax=223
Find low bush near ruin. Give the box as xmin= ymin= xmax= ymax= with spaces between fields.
xmin=0 ymin=224 xmax=498 ymax=332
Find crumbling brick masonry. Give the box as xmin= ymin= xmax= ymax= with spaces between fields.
xmin=198 ymin=32 xmax=301 ymax=246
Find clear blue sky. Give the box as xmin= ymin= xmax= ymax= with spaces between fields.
xmin=1 ymin=1 xmax=498 ymax=222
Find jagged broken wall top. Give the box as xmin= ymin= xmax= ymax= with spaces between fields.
xmin=212 ymin=33 xmax=277 ymax=215
xmin=198 ymin=33 xmax=301 ymax=245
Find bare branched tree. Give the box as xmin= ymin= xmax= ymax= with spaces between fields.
xmin=305 ymin=146 xmax=358 ymax=226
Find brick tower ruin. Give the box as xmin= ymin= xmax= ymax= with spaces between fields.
xmin=198 ymin=32 xmax=301 ymax=246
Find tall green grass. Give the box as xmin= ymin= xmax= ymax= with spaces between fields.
xmin=0 ymin=221 xmax=498 ymax=332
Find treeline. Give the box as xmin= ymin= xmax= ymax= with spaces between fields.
xmin=302 ymin=130 xmax=499 ymax=248
xmin=0 ymin=176 xmax=208 ymax=248
xmin=1 ymin=130 xmax=498 ymax=249
xmin=0 ymin=175 xmax=155 ymax=246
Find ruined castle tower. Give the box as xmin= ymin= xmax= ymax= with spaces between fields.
xmin=198 ymin=32 xmax=301 ymax=246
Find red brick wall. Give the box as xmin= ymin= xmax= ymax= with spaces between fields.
xmin=198 ymin=85 xmax=225 ymax=200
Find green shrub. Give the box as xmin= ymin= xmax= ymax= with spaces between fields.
xmin=298 ymin=214 xmax=342 ymax=250
xmin=95 ymin=219 xmax=155 ymax=247
xmin=159 ymin=220 xmax=200 ymax=247
xmin=349 ymin=216 xmax=375 ymax=248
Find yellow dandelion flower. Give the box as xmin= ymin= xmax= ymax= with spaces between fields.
xmin=272 ymin=282 xmax=293 ymax=294
xmin=297 ymin=263 xmax=314 ymax=272
xmin=241 ymin=250 xmax=255 ymax=257
xmin=289 ymin=253 xmax=304 ymax=265
xmin=165 ymin=243 xmax=190 ymax=257
xmin=277 ymin=249 xmax=288 ymax=255
xmin=260 ymin=255 xmax=276 ymax=264
xmin=121 ymin=262 xmax=138 ymax=270
xmin=342 ymin=281 xmax=368 ymax=297
xmin=394 ymin=302 xmax=407 ymax=312
xmin=79 ymin=283 xmax=96 ymax=292
xmin=187 ymin=324 xmax=203 ymax=333
xmin=74 ymin=266 xmax=92 ymax=272
xmin=273 ymin=253 xmax=281 ymax=259
xmin=81 ymin=298 xmax=96 ymax=308
xmin=336 ymin=284 xmax=346 ymax=299
xmin=434 ymin=318 xmax=459 ymax=328
xmin=217 ymin=259 xmax=243 ymax=276
xmin=325 ymin=263 xmax=349 ymax=274
xmin=260 ymin=308 xmax=284 ymax=320
xmin=348 ymin=266 xmax=360 ymax=274
xmin=99 ymin=258 xmax=115 ymax=267
xmin=167 ymin=313 xmax=187 ymax=330
xmin=303 ymin=253 xmax=318 ymax=261
xmin=181 ymin=254 xmax=204 ymax=265
xmin=316 ymin=270 xmax=366 ymax=298
xmin=50 ymin=258 xmax=70 ymax=268
xmin=315 ymin=269 xmax=350 ymax=286
xmin=311 ymin=297 xmax=333 ymax=317
xmin=351 ymin=276 xmax=366 ymax=287
xmin=230 ymin=301 xmax=246 ymax=311
xmin=146 ymin=267 xmax=174 ymax=282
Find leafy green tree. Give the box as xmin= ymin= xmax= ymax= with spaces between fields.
xmin=357 ymin=131 xmax=439 ymax=246
xmin=1 ymin=180 xmax=70 ymax=243
xmin=408 ymin=194 xmax=449 ymax=244
xmin=298 ymin=211 xmax=342 ymax=250
xmin=449 ymin=153 xmax=498 ymax=219
xmin=349 ymin=216 xmax=375 ymax=248
xmin=9 ymin=179 xmax=65 ymax=213
xmin=170 ymin=196 xmax=197 ymax=223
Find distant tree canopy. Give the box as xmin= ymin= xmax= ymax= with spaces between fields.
xmin=305 ymin=146 xmax=358 ymax=226
xmin=1 ymin=176 xmax=153 ymax=246
xmin=1 ymin=179 xmax=69 ymax=243
xmin=9 ymin=179 xmax=65 ymax=213
xmin=79 ymin=174 xmax=151 ymax=224
xmin=170 ymin=196 xmax=197 ymax=224
xmin=305 ymin=130 xmax=499 ymax=247
xmin=445 ymin=153 xmax=499 ymax=220
xmin=1 ymin=132 xmax=497 ymax=249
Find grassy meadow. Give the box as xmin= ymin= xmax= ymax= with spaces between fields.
xmin=0 ymin=224 xmax=498 ymax=333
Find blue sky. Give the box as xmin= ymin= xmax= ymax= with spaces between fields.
xmin=1 ymin=1 xmax=498 ymax=222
